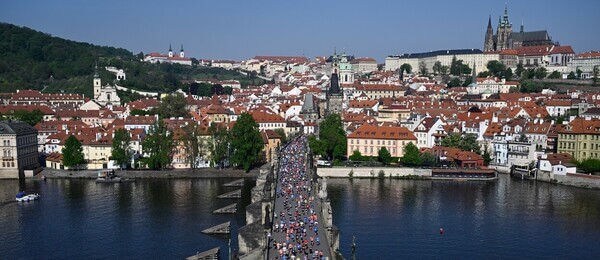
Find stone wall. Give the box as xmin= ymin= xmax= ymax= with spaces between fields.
xmin=317 ymin=167 xmax=432 ymax=178
xmin=537 ymin=171 xmax=600 ymax=189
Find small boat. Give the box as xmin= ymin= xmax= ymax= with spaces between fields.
xmin=16 ymin=191 xmax=40 ymax=202
xmin=96 ymin=170 xmax=134 ymax=183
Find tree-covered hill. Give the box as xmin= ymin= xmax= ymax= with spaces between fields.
xmin=0 ymin=23 xmax=267 ymax=98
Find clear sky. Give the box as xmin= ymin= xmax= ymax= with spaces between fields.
xmin=1 ymin=0 xmax=598 ymax=62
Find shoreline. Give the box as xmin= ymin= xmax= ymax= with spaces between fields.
xmin=36 ymin=168 xmax=260 ymax=180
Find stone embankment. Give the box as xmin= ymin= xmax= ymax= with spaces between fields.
xmin=41 ymin=168 xmax=258 ymax=179
xmin=538 ymin=171 xmax=600 ymax=189
xmin=317 ymin=167 xmax=432 ymax=178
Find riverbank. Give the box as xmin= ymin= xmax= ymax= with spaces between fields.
xmin=40 ymin=168 xmax=259 ymax=179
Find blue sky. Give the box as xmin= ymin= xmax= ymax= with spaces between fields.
xmin=1 ymin=0 xmax=598 ymax=62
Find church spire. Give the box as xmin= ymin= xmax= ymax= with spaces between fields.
xmin=520 ymin=17 xmax=524 ymax=33
xmin=169 ymin=44 xmax=172 ymax=51
xmin=472 ymin=61 xmax=477 ymax=86
xmin=180 ymin=44 xmax=184 ymax=52
xmin=487 ymin=15 xmax=492 ymax=29
xmin=94 ymin=62 xmax=99 ymax=78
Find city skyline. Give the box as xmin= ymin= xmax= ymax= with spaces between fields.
xmin=1 ymin=0 xmax=598 ymax=62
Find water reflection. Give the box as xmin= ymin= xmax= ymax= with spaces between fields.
xmin=328 ymin=175 xmax=600 ymax=259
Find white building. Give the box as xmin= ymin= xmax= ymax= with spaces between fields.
xmin=143 ymin=44 xmax=192 ymax=66
xmin=93 ymin=67 xmax=121 ymax=107
xmin=385 ymin=49 xmax=500 ymax=73
xmin=568 ymin=51 xmax=600 ymax=79
xmin=0 ymin=121 xmax=40 ymax=178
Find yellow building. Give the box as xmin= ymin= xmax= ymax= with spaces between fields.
xmin=261 ymin=130 xmax=281 ymax=163
xmin=557 ymin=118 xmax=600 ymax=160
xmin=347 ymin=124 xmax=417 ymax=158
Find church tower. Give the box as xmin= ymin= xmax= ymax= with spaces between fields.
xmin=168 ymin=44 xmax=174 ymax=58
xmin=484 ymin=15 xmax=495 ymax=52
xmin=326 ymin=72 xmax=343 ymax=116
xmin=338 ymin=53 xmax=354 ymax=85
xmin=179 ymin=44 xmax=185 ymax=58
xmin=496 ymin=4 xmax=512 ymax=50
xmin=93 ymin=64 xmax=101 ymax=99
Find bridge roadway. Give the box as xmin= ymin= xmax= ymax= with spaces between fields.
xmin=267 ymin=136 xmax=331 ymax=259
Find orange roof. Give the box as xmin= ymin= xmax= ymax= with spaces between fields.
xmin=348 ymin=124 xmax=416 ymax=140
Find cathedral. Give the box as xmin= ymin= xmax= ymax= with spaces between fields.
xmin=93 ymin=65 xmax=121 ymax=107
xmin=484 ymin=5 xmax=554 ymax=52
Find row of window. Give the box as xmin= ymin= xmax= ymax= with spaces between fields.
xmin=350 ymin=139 xmax=398 ymax=145
xmin=350 ymin=146 xmax=397 ymax=155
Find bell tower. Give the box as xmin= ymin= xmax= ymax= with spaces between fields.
xmin=93 ymin=64 xmax=101 ymax=99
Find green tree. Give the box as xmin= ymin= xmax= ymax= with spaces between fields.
xmin=230 ymin=113 xmax=263 ymax=172
xmin=505 ymin=67 xmax=513 ymax=79
xmin=312 ymin=114 xmax=347 ymax=160
xmin=548 ymin=71 xmax=562 ymax=79
xmin=482 ymin=145 xmax=491 ymax=166
xmin=349 ymin=150 xmax=364 ymax=161
xmin=142 ymin=120 xmax=174 ymax=169
xmin=535 ymin=67 xmax=548 ymax=79
xmin=576 ymin=158 xmax=600 ymax=174
xmin=432 ymin=61 xmax=442 ymax=75
xmin=462 ymin=77 xmax=473 ymax=87
xmin=400 ymin=142 xmax=421 ymax=166
xmin=477 ymin=71 xmax=491 ymax=78
xmin=441 ymin=133 xmax=480 ymax=154
xmin=209 ymin=123 xmax=230 ymax=168
xmin=62 ymin=135 xmax=85 ymax=169
xmin=181 ymin=124 xmax=204 ymax=169
xmin=111 ymin=128 xmax=132 ymax=169
xmin=440 ymin=65 xmax=449 ymax=75
xmin=509 ymin=86 xmax=519 ymax=93
xmin=486 ymin=60 xmax=506 ymax=77
xmin=157 ymin=93 xmax=189 ymax=119
xmin=12 ymin=109 xmax=44 ymax=126
xmin=567 ymin=71 xmax=576 ymax=79
xmin=420 ymin=152 xmax=437 ymax=167
xmin=418 ymin=60 xmax=428 ymax=75
xmin=460 ymin=63 xmax=472 ymax=75
xmin=378 ymin=147 xmax=392 ymax=165
xmin=576 ymin=68 xmax=583 ymax=79
xmin=450 ymin=56 xmax=460 ymax=76
xmin=515 ymin=62 xmax=524 ymax=77
xmin=400 ymin=63 xmax=412 ymax=74
xmin=520 ymin=80 xmax=543 ymax=93
xmin=447 ymin=78 xmax=462 ymax=88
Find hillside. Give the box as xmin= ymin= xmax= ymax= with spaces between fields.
xmin=0 ymin=23 xmax=267 ymax=99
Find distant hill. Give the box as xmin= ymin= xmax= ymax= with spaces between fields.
xmin=0 ymin=23 xmax=267 ymax=100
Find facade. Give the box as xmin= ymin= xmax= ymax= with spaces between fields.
xmin=93 ymin=66 xmax=121 ymax=107
xmin=0 ymin=121 xmax=40 ymax=178
xmin=326 ymin=73 xmax=343 ymax=116
xmin=492 ymin=134 xmax=537 ymax=167
xmin=484 ymin=5 xmax=553 ymax=52
xmin=143 ymin=44 xmax=192 ymax=66
xmin=557 ymin=118 xmax=600 ymax=160
xmin=568 ymin=51 xmax=600 ymax=78
xmin=385 ymin=49 xmax=499 ymax=73
xmin=350 ymin=57 xmax=378 ymax=75
xmin=347 ymin=124 xmax=417 ymax=158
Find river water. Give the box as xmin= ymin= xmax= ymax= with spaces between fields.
xmin=1 ymin=175 xmax=599 ymax=259
xmin=327 ymin=175 xmax=600 ymax=259
xmin=0 ymin=178 xmax=254 ymax=259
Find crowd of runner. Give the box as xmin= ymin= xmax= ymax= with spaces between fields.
xmin=268 ymin=136 xmax=327 ymax=260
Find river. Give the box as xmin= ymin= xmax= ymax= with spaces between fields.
xmin=0 ymin=178 xmax=254 ymax=259
xmin=327 ymin=174 xmax=600 ymax=259
xmin=1 ymin=175 xmax=599 ymax=259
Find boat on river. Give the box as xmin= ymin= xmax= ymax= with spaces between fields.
xmin=96 ymin=170 xmax=134 ymax=183
xmin=16 ymin=191 xmax=40 ymax=202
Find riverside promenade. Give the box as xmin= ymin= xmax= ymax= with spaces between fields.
xmin=267 ymin=136 xmax=334 ymax=259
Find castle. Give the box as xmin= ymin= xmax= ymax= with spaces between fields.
xmin=484 ymin=5 xmax=554 ymax=52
